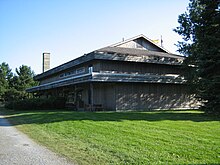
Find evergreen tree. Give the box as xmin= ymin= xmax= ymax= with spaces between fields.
xmin=0 ymin=62 xmax=13 ymax=101
xmin=1 ymin=64 xmax=38 ymax=101
xmin=174 ymin=0 xmax=220 ymax=113
xmin=12 ymin=65 xmax=38 ymax=100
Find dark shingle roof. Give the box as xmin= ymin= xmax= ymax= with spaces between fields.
xmin=35 ymin=47 xmax=184 ymax=80
xmin=97 ymin=47 xmax=184 ymax=59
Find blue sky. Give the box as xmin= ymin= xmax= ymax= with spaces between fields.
xmin=0 ymin=0 xmax=189 ymax=74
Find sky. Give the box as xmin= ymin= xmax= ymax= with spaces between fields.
xmin=0 ymin=0 xmax=189 ymax=75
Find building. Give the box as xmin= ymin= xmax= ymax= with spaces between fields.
xmin=27 ymin=34 xmax=199 ymax=111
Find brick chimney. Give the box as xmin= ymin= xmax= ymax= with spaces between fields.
xmin=42 ymin=52 xmax=50 ymax=72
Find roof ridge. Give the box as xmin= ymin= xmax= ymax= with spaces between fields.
xmin=109 ymin=34 xmax=170 ymax=53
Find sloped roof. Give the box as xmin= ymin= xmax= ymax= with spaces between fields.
xmin=34 ymin=34 xmax=184 ymax=80
xmin=110 ymin=34 xmax=170 ymax=53
xmin=97 ymin=46 xmax=183 ymax=59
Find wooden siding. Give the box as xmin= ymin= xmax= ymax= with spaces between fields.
xmin=36 ymin=59 xmax=183 ymax=89
xmin=27 ymin=59 xmax=185 ymax=93
xmin=26 ymin=34 xmax=198 ymax=111
xmin=34 ymin=82 xmax=199 ymax=111
xmin=115 ymin=83 xmax=198 ymax=110
xmin=93 ymin=83 xmax=116 ymax=110
xmin=79 ymin=82 xmax=199 ymax=111
xmin=99 ymin=60 xmax=182 ymax=75
xmin=117 ymin=38 xmax=163 ymax=52
xmin=39 ymin=61 xmax=100 ymax=85
xmin=35 ymin=49 xmax=184 ymax=81
xmin=110 ymin=34 xmax=169 ymax=53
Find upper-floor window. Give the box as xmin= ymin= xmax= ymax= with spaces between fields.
xmin=76 ymin=67 xmax=85 ymax=74
xmin=59 ymin=67 xmax=85 ymax=78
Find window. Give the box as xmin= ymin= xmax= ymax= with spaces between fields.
xmin=65 ymin=72 xmax=71 ymax=76
xmin=76 ymin=67 xmax=85 ymax=74
xmin=59 ymin=67 xmax=85 ymax=78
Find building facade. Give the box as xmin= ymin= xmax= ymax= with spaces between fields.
xmin=27 ymin=34 xmax=199 ymax=111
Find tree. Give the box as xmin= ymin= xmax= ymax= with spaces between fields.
xmin=11 ymin=65 xmax=38 ymax=100
xmin=0 ymin=63 xmax=38 ymax=102
xmin=1 ymin=64 xmax=38 ymax=101
xmin=0 ymin=62 xmax=13 ymax=101
xmin=174 ymin=0 xmax=220 ymax=114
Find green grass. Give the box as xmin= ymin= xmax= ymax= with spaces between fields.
xmin=1 ymin=109 xmax=220 ymax=164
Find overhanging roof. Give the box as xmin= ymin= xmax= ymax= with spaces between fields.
xmin=34 ymin=49 xmax=184 ymax=81
xmin=27 ymin=72 xmax=185 ymax=93
xmin=34 ymin=34 xmax=185 ymax=81
xmin=96 ymin=46 xmax=183 ymax=59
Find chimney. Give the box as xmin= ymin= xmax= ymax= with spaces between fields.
xmin=42 ymin=52 xmax=50 ymax=72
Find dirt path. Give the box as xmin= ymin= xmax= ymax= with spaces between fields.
xmin=0 ymin=115 xmax=75 ymax=165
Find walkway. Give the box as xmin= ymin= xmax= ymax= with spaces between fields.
xmin=0 ymin=115 xmax=74 ymax=165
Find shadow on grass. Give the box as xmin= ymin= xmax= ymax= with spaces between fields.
xmin=0 ymin=108 xmax=219 ymax=126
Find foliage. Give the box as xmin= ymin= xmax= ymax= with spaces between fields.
xmin=0 ymin=62 xmax=13 ymax=101
xmin=174 ymin=0 xmax=220 ymax=114
xmin=5 ymin=97 xmax=66 ymax=110
xmin=0 ymin=62 xmax=38 ymax=102
xmin=3 ymin=110 xmax=220 ymax=164
xmin=15 ymin=65 xmax=38 ymax=90
xmin=10 ymin=65 xmax=38 ymax=100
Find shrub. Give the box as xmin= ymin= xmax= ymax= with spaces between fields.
xmin=5 ymin=97 xmax=66 ymax=110
xmin=4 ymin=101 xmax=13 ymax=109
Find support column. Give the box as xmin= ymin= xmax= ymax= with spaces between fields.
xmin=90 ymin=83 xmax=94 ymax=111
xmin=74 ymin=85 xmax=77 ymax=110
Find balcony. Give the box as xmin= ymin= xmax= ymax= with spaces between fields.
xmin=27 ymin=71 xmax=185 ymax=93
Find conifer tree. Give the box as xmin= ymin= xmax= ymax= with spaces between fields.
xmin=174 ymin=0 xmax=220 ymax=114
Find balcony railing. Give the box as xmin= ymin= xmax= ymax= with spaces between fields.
xmin=27 ymin=71 xmax=185 ymax=92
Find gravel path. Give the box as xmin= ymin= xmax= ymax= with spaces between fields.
xmin=0 ymin=115 xmax=75 ymax=165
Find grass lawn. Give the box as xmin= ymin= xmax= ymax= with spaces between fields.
xmin=1 ymin=109 xmax=220 ymax=164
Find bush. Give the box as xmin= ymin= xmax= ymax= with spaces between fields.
xmin=5 ymin=101 xmax=14 ymax=109
xmin=5 ymin=97 xmax=66 ymax=110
